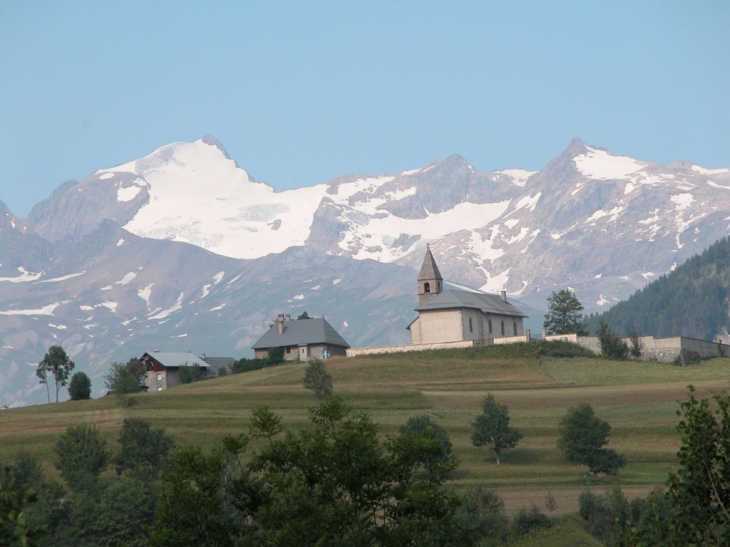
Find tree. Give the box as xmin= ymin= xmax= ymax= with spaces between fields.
xmin=302 ymin=359 xmax=333 ymax=398
xmin=543 ymin=289 xmax=588 ymax=336
xmin=114 ymin=418 xmax=175 ymax=480
xmin=557 ymin=402 xmax=626 ymax=474
xmin=596 ymin=319 xmax=629 ymax=360
xmin=178 ymin=364 xmax=201 ymax=384
xmin=35 ymin=364 xmax=50 ymax=405
xmin=37 ymin=345 xmax=75 ymax=403
xmin=0 ymin=465 xmax=47 ymax=547
xmin=399 ymin=415 xmax=453 ymax=473
xmin=471 ymin=393 xmax=523 ymax=465
xmin=68 ymin=372 xmax=91 ymax=400
xmin=297 ymin=311 xmax=311 ymax=320
xmin=149 ymin=397 xmax=473 ymax=546
xmin=628 ymin=328 xmax=642 ymax=358
xmin=104 ymin=358 xmax=146 ymax=407
xmin=54 ymin=424 xmax=110 ymax=491
xmin=665 ymin=386 xmax=730 ymax=545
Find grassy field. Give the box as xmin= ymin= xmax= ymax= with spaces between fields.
xmin=2 ymin=347 xmax=729 ymax=523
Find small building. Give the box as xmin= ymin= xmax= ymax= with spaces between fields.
xmin=252 ymin=314 xmax=350 ymax=361
xmin=407 ymin=246 xmax=528 ymax=345
xmin=140 ymin=351 xmax=209 ymax=392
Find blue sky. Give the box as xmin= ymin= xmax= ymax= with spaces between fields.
xmin=1 ymin=1 xmax=729 ymax=217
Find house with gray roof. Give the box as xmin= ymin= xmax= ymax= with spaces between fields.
xmin=408 ymin=247 xmax=528 ymax=345
xmin=252 ymin=314 xmax=349 ymax=361
xmin=140 ymin=351 xmax=209 ymax=392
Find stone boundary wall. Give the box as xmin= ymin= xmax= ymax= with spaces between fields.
xmin=346 ymin=340 xmax=475 ymax=357
xmin=493 ymin=334 xmax=531 ymax=345
xmin=544 ymin=333 xmax=579 ymax=343
xmin=576 ymin=335 xmax=729 ymax=364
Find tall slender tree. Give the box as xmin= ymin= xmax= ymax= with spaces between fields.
xmin=38 ymin=346 xmax=75 ymax=403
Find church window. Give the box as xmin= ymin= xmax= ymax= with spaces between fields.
xmin=424 ymin=282 xmax=431 ymax=293
xmin=469 ymin=317 xmax=473 ymax=333
xmin=513 ymin=322 xmax=517 ymax=336
xmin=501 ymin=321 xmax=505 ymax=336
xmin=488 ymin=319 xmax=492 ymax=334
xmin=438 ymin=282 xmax=441 ymax=291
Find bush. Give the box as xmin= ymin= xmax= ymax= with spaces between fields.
xmin=68 ymin=372 xmax=91 ymax=400
xmin=512 ymin=505 xmax=551 ymax=536
xmin=457 ymin=486 xmax=509 ymax=542
xmin=303 ymin=360 xmax=333 ymax=398
xmin=597 ymin=320 xmax=629 ymax=360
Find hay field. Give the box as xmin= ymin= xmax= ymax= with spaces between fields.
xmin=1 ymin=349 xmax=728 ymax=516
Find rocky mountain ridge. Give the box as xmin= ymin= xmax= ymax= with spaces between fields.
xmin=1 ymin=136 xmax=728 ymax=406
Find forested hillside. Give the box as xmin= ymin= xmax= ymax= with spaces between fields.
xmin=586 ymin=236 xmax=730 ymax=340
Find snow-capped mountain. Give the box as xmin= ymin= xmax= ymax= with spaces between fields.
xmin=24 ymin=135 xmax=730 ymax=311
xmin=2 ymin=135 xmax=729 ymax=406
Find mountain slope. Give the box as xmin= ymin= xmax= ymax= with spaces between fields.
xmin=22 ymin=136 xmax=730 ymax=313
xmin=586 ymin=236 xmax=730 ymax=340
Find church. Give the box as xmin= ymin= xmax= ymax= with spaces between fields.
xmin=407 ymin=247 xmax=527 ymax=345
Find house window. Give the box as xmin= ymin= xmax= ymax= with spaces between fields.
xmin=469 ymin=317 xmax=473 ymax=333
xmin=156 ymin=373 xmax=162 ymax=381
xmin=285 ymin=347 xmax=291 ymax=354
xmin=424 ymin=282 xmax=431 ymax=293
xmin=157 ymin=387 xmax=162 ymax=392
xmin=513 ymin=322 xmax=517 ymax=336
xmin=501 ymin=321 xmax=505 ymax=336
xmin=488 ymin=319 xmax=492 ymax=334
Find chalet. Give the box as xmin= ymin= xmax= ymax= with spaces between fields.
xmin=140 ymin=351 xmax=209 ymax=392
xmin=407 ymin=247 xmax=527 ymax=345
xmin=252 ymin=314 xmax=350 ymax=361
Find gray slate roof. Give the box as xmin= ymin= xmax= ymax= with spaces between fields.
xmin=252 ymin=317 xmax=350 ymax=350
xmin=415 ymin=289 xmax=527 ymax=317
xmin=418 ymin=246 xmax=443 ymax=281
xmin=144 ymin=352 xmax=208 ymax=368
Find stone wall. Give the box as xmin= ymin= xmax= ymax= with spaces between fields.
xmin=347 ymin=340 xmax=475 ymax=357
xmin=576 ymin=334 xmax=729 ymax=364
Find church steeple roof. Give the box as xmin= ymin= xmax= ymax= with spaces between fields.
xmin=418 ymin=246 xmax=443 ymax=281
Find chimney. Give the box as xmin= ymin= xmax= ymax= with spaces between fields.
xmin=285 ymin=315 xmax=291 ymax=321
xmin=500 ymin=290 xmax=507 ymax=302
xmin=277 ymin=314 xmax=285 ymax=334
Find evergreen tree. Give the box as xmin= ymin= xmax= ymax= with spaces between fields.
xmin=543 ymin=289 xmax=588 ymax=335
xmin=67 ymin=372 xmax=91 ymax=401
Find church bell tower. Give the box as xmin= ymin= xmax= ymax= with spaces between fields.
xmin=417 ymin=245 xmax=443 ymax=305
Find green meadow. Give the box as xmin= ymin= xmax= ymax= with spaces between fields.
xmin=2 ymin=347 xmax=729 ymax=522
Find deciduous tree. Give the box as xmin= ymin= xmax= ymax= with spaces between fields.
xmin=104 ymin=358 xmax=146 ymax=407
xmin=54 ymin=424 xmax=110 ymax=492
xmin=557 ymin=402 xmax=625 ymax=474
xmin=114 ymin=418 xmax=175 ymax=480
xmin=37 ymin=346 xmax=75 ymax=403
xmin=303 ymin=359 xmax=333 ymax=398
xmin=543 ymin=289 xmax=588 ymax=336
xmin=471 ymin=393 xmax=523 ymax=465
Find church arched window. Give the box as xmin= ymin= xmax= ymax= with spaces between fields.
xmin=488 ymin=319 xmax=492 ymax=334
xmin=501 ymin=321 xmax=505 ymax=336
xmin=424 ymin=282 xmax=430 ymax=293
xmin=469 ymin=317 xmax=473 ymax=333
xmin=513 ymin=322 xmax=517 ymax=336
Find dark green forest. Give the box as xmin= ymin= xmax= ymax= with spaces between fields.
xmin=586 ymin=236 xmax=730 ymax=340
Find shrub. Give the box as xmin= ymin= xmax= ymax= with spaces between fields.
xmin=512 ymin=505 xmax=551 ymax=536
